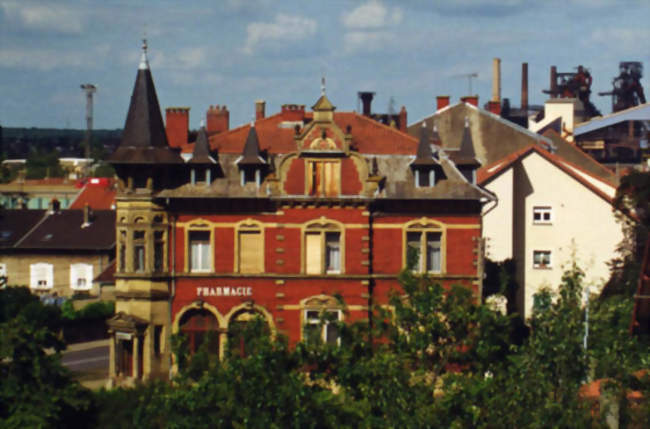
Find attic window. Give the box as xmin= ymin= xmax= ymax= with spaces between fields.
xmin=414 ymin=169 xmax=435 ymax=188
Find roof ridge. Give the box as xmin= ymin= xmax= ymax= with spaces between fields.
xmin=348 ymin=112 xmax=417 ymax=143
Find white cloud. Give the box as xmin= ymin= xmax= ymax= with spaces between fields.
xmin=1 ymin=1 xmax=84 ymax=34
xmin=177 ymin=47 xmax=207 ymax=70
xmin=243 ymin=14 xmax=317 ymax=55
xmin=343 ymin=31 xmax=393 ymax=54
xmin=342 ymin=0 xmax=402 ymax=29
xmin=0 ymin=44 xmax=111 ymax=71
xmin=590 ymin=28 xmax=650 ymax=54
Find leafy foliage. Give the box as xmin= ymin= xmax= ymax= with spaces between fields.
xmin=0 ymin=287 xmax=94 ymax=428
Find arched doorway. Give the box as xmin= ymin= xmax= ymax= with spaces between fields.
xmin=227 ymin=308 xmax=271 ymax=357
xmin=179 ymin=308 xmax=221 ymax=356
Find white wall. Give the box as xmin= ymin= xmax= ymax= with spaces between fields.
xmin=517 ymin=152 xmax=623 ymax=318
xmin=483 ymin=168 xmax=514 ymax=262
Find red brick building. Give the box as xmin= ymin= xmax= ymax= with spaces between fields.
xmin=107 ymin=42 xmax=492 ymax=385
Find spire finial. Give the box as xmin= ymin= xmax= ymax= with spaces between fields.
xmin=200 ymin=119 xmax=205 ymax=128
xmin=464 ymin=116 xmax=469 ymax=128
xmin=321 ymin=75 xmax=326 ymax=96
xmin=139 ymin=37 xmax=149 ymax=70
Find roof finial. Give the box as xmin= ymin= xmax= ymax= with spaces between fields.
xmin=250 ymin=114 xmax=255 ymax=128
xmin=464 ymin=116 xmax=469 ymax=128
xmin=321 ymin=75 xmax=326 ymax=96
xmin=139 ymin=37 xmax=149 ymax=70
xmin=200 ymin=119 xmax=205 ymax=128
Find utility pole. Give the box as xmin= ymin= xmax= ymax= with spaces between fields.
xmin=80 ymin=83 xmax=96 ymax=177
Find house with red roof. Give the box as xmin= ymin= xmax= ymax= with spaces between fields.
xmin=410 ymin=99 xmax=625 ymax=319
xmin=105 ymin=41 xmax=492 ymax=386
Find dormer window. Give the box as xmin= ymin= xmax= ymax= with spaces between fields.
xmin=414 ymin=168 xmax=435 ymax=188
xmin=459 ymin=166 xmax=476 ymax=184
xmin=240 ymin=168 xmax=261 ymax=187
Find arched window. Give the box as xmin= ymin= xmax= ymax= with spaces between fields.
xmin=179 ymin=309 xmax=220 ymax=356
xmin=404 ymin=220 xmax=444 ymax=274
xmin=302 ymin=295 xmax=343 ymax=345
xmin=304 ymin=220 xmax=343 ymax=275
xmin=227 ymin=308 xmax=271 ymax=357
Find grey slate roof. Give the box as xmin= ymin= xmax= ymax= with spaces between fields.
xmin=188 ymin=127 xmax=216 ymax=165
xmin=237 ymin=125 xmax=266 ymax=166
xmin=411 ymin=123 xmax=438 ymax=166
xmin=108 ymin=57 xmax=183 ymax=165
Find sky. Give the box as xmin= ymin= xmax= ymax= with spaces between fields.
xmin=1 ymin=0 xmax=649 ymax=130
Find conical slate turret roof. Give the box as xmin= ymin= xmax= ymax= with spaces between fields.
xmin=411 ymin=122 xmax=437 ymax=166
xmin=237 ymin=124 xmax=266 ymax=166
xmin=449 ymin=117 xmax=480 ymax=166
xmin=188 ymin=126 xmax=216 ymax=164
xmin=109 ymin=40 xmax=183 ymax=165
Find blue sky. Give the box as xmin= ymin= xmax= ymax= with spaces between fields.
xmin=1 ymin=0 xmax=649 ymax=130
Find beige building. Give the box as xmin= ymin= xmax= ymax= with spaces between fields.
xmin=409 ymin=100 xmax=624 ymax=319
xmin=480 ymin=144 xmax=625 ymax=318
xmin=0 ymin=207 xmax=115 ymax=297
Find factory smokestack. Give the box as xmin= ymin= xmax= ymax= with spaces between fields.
xmin=521 ymin=63 xmax=528 ymax=111
xmin=492 ymin=58 xmax=501 ymax=102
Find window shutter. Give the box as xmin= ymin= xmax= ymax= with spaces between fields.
xmin=306 ymin=232 xmax=322 ymax=274
xmin=70 ymin=265 xmax=78 ymax=289
xmin=239 ymin=231 xmax=262 ymax=273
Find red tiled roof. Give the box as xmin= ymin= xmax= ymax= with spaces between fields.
xmin=181 ymin=110 xmax=418 ymax=156
xmin=95 ymin=260 xmax=116 ymax=284
xmin=69 ymin=181 xmax=116 ymax=210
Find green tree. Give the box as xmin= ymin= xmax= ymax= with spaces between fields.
xmin=25 ymin=147 xmax=65 ymax=179
xmin=0 ymin=287 xmax=94 ymax=428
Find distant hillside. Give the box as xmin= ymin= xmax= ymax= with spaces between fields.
xmin=0 ymin=127 xmax=122 ymax=159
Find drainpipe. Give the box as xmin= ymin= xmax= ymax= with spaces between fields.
xmin=168 ymin=211 xmax=177 ymax=380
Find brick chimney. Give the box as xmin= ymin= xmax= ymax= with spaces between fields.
xmin=255 ymin=100 xmax=266 ymax=120
xmin=437 ymin=96 xmax=450 ymax=111
xmin=358 ymin=91 xmax=375 ymax=116
xmin=281 ymin=104 xmax=305 ymax=122
xmin=206 ymin=105 xmax=229 ymax=134
xmin=398 ymin=106 xmax=407 ymax=132
xmin=461 ymin=95 xmax=479 ymax=106
xmin=486 ymin=101 xmax=501 ymax=115
xmin=165 ymin=107 xmax=190 ymax=148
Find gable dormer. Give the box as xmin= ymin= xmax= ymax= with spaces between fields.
xmin=411 ymin=123 xmax=444 ymax=187
xmin=236 ymin=123 xmax=267 ymax=188
xmin=448 ymin=117 xmax=481 ymax=184
xmin=188 ymin=125 xmax=219 ymax=186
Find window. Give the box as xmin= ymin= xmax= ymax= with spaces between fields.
xmin=307 ymin=160 xmax=340 ymax=197
xmin=30 ymin=263 xmax=53 ymax=289
xmin=304 ymin=309 xmax=341 ymax=345
xmin=118 ymin=231 xmax=126 ymax=272
xmin=407 ymin=231 xmax=442 ymax=273
xmin=415 ymin=168 xmax=435 ymax=187
xmin=189 ymin=230 xmax=211 ymax=272
xmin=459 ymin=167 xmax=476 ymax=184
xmin=154 ymin=231 xmax=164 ymax=272
xmin=153 ymin=325 xmax=163 ymax=357
xmin=238 ymin=228 xmax=263 ymax=273
xmin=133 ymin=230 xmax=146 ymax=272
xmin=305 ymin=222 xmax=342 ymax=275
xmin=533 ymin=206 xmax=552 ymax=224
xmin=70 ymin=263 xmax=93 ymax=291
xmin=533 ymin=250 xmax=552 ymax=268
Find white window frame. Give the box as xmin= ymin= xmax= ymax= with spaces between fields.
xmin=30 ymin=263 xmax=53 ymax=289
xmin=70 ymin=263 xmax=93 ymax=291
xmin=0 ymin=263 xmax=7 ymax=288
xmin=304 ymin=309 xmax=342 ymax=345
xmin=304 ymin=223 xmax=343 ymax=275
xmin=189 ymin=230 xmax=212 ymax=272
xmin=532 ymin=206 xmax=553 ymax=224
xmin=533 ymin=250 xmax=552 ymax=269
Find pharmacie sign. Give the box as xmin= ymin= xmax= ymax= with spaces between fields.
xmin=196 ymin=286 xmax=252 ymax=297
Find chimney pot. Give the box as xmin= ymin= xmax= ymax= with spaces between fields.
xmin=255 ymin=100 xmax=266 ymax=120
xmin=358 ymin=91 xmax=375 ymax=116
xmin=461 ymin=95 xmax=479 ymax=106
xmin=436 ymin=95 xmax=450 ymax=111
xmin=487 ymin=100 xmax=501 ymax=115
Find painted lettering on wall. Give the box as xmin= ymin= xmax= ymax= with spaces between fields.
xmin=196 ymin=286 xmax=253 ymax=297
